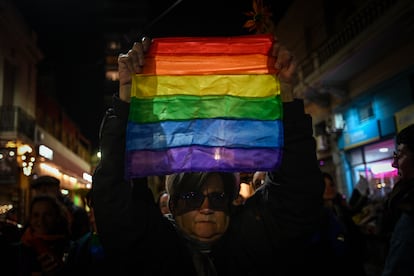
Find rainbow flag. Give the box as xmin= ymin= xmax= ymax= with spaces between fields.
xmin=125 ymin=34 xmax=284 ymax=178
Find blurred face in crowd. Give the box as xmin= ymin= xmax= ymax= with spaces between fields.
xmin=323 ymin=175 xmax=337 ymax=200
xmin=32 ymin=184 xmax=60 ymax=198
xmin=173 ymin=173 xmax=230 ymax=244
xmin=30 ymin=200 xmax=60 ymax=235
xmin=392 ymin=144 xmax=414 ymax=180
xmin=252 ymin=171 xmax=266 ymax=190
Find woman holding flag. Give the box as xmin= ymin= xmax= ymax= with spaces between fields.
xmin=91 ymin=35 xmax=331 ymax=275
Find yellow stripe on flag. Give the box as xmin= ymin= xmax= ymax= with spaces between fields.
xmin=131 ymin=74 xmax=280 ymax=98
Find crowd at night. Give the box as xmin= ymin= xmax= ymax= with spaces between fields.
xmin=1 ymin=0 xmax=414 ymax=275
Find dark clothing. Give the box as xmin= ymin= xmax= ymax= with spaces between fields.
xmin=61 ymin=196 xmax=90 ymax=241
xmin=381 ymin=178 xmax=414 ymax=276
xmin=349 ymin=188 xmax=369 ymax=215
xmin=324 ymin=194 xmax=367 ymax=276
xmin=92 ymin=96 xmax=327 ymax=275
xmin=9 ymin=229 xmax=71 ymax=275
xmin=65 ymin=231 xmax=107 ymax=274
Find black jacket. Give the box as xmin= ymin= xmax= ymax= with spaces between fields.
xmin=381 ymin=178 xmax=414 ymax=276
xmin=92 ymin=96 xmax=326 ymax=275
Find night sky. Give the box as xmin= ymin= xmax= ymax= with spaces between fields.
xmin=13 ymin=0 xmax=292 ymax=150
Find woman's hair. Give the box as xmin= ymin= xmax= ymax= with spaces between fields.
xmin=397 ymin=124 xmax=414 ymax=152
xmin=28 ymin=194 xmax=71 ymax=236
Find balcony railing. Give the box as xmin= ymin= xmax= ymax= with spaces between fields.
xmin=300 ymin=0 xmax=398 ymax=81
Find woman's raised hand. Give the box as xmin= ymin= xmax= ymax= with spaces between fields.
xmin=117 ymin=37 xmax=151 ymax=102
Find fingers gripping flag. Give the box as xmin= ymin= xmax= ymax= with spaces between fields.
xmin=125 ymin=34 xmax=284 ymax=178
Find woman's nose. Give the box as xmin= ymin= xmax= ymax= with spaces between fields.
xmin=199 ymin=196 xmax=213 ymax=213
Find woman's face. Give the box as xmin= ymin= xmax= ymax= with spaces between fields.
xmin=323 ymin=176 xmax=337 ymax=200
xmin=30 ymin=201 xmax=58 ymax=235
xmin=393 ymin=144 xmax=414 ymax=180
xmin=173 ymin=173 xmax=230 ymax=244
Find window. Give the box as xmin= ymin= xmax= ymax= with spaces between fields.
xmin=358 ymin=102 xmax=374 ymax=122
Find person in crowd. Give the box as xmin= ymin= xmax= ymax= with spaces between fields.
xmin=381 ymin=124 xmax=414 ymax=276
xmin=91 ymin=37 xmax=330 ymax=275
xmin=10 ymin=195 xmax=71 ymax=275
xmin=232 ymin=172 xmax=265 ymax=206
xmin=232 ymin=172 xmax=255 ymax=206
xmin=321 ymin=172 xmax=367 ymax=275
xmin=232 ymin=193 xmax=246 ymax=206
xmin=65 ymin=190 xmax=106 ymax=274
xmin=349 ymin=175 xmax=370 ymax=215
xmin=322 ymin=172 xmax=347 ymax=209
xmin=252 ymin=171 xmax=266 ymax=191
xmin=30 ymin=175 xmax=90 ymax=241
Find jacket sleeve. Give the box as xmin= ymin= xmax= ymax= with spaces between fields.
xmin=264 ymin=99 xmax=324 ymax=238
xmin=91 ymin=95 xmax=161 ymax=256
xmin=91 ymin=95 xmax=196 ymax=274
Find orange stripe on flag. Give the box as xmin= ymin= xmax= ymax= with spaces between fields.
xmin=141 ymin=54 xmax=276 ymax=75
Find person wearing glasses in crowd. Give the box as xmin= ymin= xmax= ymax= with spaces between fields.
xmin=381 ymin=124 xmax=414 ymax=276
xmin=91 ymin=36 xmax=329 ymax=275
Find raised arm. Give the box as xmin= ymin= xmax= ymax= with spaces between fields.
xmin=255 ymin=42 xmax=323 ymax=237
xmin=117 ymin=37 xmax=151 ymax=102
xmin=91 ymin=37 xmax=164 ymax=263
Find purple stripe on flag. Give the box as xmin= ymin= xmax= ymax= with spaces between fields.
xmin=125 ymin=146 xmax=283 ymax=178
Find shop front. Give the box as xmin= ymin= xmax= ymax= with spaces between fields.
xmin=332 ymin=67 xmax=414 ymax=199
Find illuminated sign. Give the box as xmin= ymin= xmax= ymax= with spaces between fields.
xmin=38 ymin=145 xmax=53 ymax=160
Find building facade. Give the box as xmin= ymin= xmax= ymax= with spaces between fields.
xmin=0 ymin=1 xmax=92 ymax=224
xmin=275 ymin=0 xmax=414 ymax=199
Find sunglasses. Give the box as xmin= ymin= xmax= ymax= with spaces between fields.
xmin=175 ymin=191 xmax=228 ymax=213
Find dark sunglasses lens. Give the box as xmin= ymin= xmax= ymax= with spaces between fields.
xmin=177 ymin=191 xmax=228 ymax=213
xmin=181 ymin=192 xmax=204 ymax=209
xmin=208 ymin=192 xmax=227 ymax=210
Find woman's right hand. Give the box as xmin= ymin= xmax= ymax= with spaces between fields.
xmin=272 ymin=41 xmax=297 ymax=102
xmin=117 ymin=37 xmax=151 ymax=102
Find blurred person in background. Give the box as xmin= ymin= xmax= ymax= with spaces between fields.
xmin=65 ymin=190 xmax=106 ymax=274
xmin=322 ymin=172 xmax=347 ymax=209
xmin=232 ymin=172 xmax=265 ymax=206
xmin=11 ymin=195 xmax=71 ymax=275
xmin=349 ymin=175 xmax=370 ymax=216
xmin=381 ymin=124 xmax=414 ymax=276
xmin=232 ymin=172 xmax=254 ymax=206
xmin=321 ymin=172 xmax=367 ymax=276
xmin=252 ymin=171 xmax=266 ymax=191
xmin=30 ymin=175 xmax=90 ymax=241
